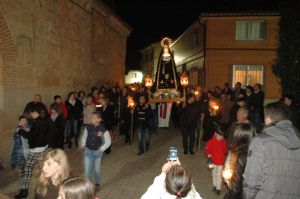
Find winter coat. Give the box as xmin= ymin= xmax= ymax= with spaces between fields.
xmin=141 ymin=173 xmax=202 ymax=199
xmin=202 ymin=106 xmax=222 ymax=141
xmin=135 ymin=104 xmax=152 ymax=129
xmin=243 ymin=120 xmax=300 ymax=199
xmin=24 ymin=101 xmax=47 ymax=114
xmin=81 ymin=126 xmax=112 ymax=153
xmin=205 ymin=134 xmax=227 ymax=165
xmin=65 ymin=100 xmax=82 ymax=120
xmin=224 ymin=151 xmax=247 ymax=199
xmin=180 ymin=103 xmax=197 ymax=128
xmin=51 ymin=113 xmax=65 ymax=149
xmin=252 ymin=91 xmax=264 ymax=114
xmin=10 ymin=127 xmax=27 ymax=167
xmin=19 ymin=117 xmax=56 ymax=149
xmin=99 ymin=104 xmax=115 ymax=131
xmin=286 ymin=104 xmax=300 ymax=131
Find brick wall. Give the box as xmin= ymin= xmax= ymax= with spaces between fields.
xmin=201 ymin=14 xmax=281 ymax=100
xmin=0 ymin=0 xmax=130 ymax=165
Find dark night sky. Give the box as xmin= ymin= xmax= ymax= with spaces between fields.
xmin=102 ymin=0 xmax=280 ymax=72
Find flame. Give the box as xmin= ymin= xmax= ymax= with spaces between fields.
xmin=127 ymin=96 xmax=135 ymax=108
xmin=213 ymin=105 xmax=219 ymax=110
xmin=222 ymin=169 xmax=233 ymax=180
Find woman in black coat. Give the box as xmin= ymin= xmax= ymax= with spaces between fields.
xmin=224 ymin=123 xmax=256 ymax=199
xmin=65 ymin=92 xmax=83 ymax=148
xmin=99 ymin=93 xmax=116 ymax=154
xmin=202 ymin=100 xmax=222 ymax=141
xmin=49 ymin=103 xmax=65 ymax=149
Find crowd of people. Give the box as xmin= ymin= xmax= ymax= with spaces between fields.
xmin=8 ymin=81 xmax=300 ymax=199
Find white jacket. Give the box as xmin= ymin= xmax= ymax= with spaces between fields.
xmin=141 ymin=173 xmax=203 ymax=199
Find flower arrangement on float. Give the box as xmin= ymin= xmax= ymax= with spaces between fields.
xmin=153 ymin=89 xmax=181 ymax=99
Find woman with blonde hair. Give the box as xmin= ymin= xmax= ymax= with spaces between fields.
xmin=34 ymin=149 xmax=70 ymax=199
xmin=57 ymin=176 xmax=100 ymax=199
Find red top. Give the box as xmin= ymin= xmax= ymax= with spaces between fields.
xmin=205 ymin=134 xmax=228 ymax=165
xmin=59 ymin=102 xmax=68 ymax=120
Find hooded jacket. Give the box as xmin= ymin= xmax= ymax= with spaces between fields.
xmin=243 ymin=120 xmax=300 ymax=199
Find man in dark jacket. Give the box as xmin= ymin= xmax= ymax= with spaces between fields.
xmin=251 ymin=84 xmax=264 ymax=126
xmin=23 ymin=94 xmax=47 ymax=115
xmin=180 ymin=94 xmax=197 ymax=155
xmin=283 ymin=94 xmax=300 ymax=131
xmin=243 ymin=102 xmax=300 ymax=199
xmin=134 ymin=95 xmax=152 ymax=155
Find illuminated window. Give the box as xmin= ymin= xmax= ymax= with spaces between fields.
xmin=236 ymin=21 xmax=266 ymax=40
xmin=232 ymin=65 xmax=264 ymax=87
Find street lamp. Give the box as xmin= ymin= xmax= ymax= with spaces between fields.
xmin=180 ymin=71 xmax=189 ymax=102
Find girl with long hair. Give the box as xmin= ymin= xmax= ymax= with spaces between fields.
xmin=223 ymin=123 xmax=256 ymax=199
xmin=35 ymin=149 xmax=70 ymax=199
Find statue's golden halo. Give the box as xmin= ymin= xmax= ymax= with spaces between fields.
xmin=161 ymin=37 xmax=172 ymax=47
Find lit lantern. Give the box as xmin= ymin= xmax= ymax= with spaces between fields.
xmin=144 ymin=75 xmax=153 ymax=88
xmin=194 ymin=91 xmax=199 ymax=96
xmin=180 ymin=72 xmax=189 ymax=87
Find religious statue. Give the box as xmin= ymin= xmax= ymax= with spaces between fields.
xmin=151 ymin=37 xmax=182 ymax=128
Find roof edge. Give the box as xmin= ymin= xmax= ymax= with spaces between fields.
xmin=200 ymin=11 xmax=280 ymax=17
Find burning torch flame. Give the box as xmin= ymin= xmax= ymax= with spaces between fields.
xmin=222 ymin=169 xmax=233 ymax=180
xmin=213 ymin=105 xmax=219 ymax=110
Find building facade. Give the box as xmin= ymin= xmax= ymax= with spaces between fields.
xmin=170 ymin=20 xmax=205 ymax=87
xmin=0 ymin=0 xmax=131 ymax=165
xmin=200 ymin=12 xmax=281 ymax=100
xmin=140 ymin=42 xmax=161 ymax=78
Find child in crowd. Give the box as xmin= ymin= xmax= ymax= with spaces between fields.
xmin=205 ymin=124 xmax=228 ymax=195
xmin=134 ymin=95 xmax=152 ymax=155
xmin=10 ymin=115 xmax=30 ymax=177
xmin=15 ymin=108 xmax=52 ymax=199
xmin=81 ymin=112 xmax=111 ymax=187
xmin=58 ymin=176 xmax=100 ymax=199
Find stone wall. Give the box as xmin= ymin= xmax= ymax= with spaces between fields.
xmin=0 ymin=0 xmax=130 ymax=165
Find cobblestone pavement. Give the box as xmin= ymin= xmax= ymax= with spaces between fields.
xmin=0 ymin=128 xmax=227 ymax=199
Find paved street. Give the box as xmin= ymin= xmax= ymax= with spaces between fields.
xmin=0 ymin=128 xmax=226 ymax=199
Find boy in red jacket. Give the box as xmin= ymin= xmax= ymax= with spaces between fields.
xmin=205 ymin=124 xmax=227 ymax=195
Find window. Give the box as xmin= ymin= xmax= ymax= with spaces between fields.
xmin=232 ymin=65 xmax=264 ymax=87
xmin=192 ymin=30 xmax=199 ymax=47
xmin=236 ymin=21 xmax=266 ymax=40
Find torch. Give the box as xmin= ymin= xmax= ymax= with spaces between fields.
xmin=180 ymin=71 xmax=189 ymax=103
xmin=128 ymin=96 xmax=135 ymax=144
